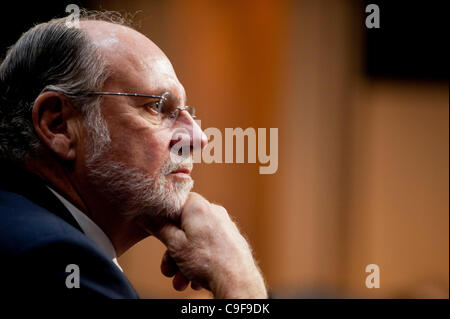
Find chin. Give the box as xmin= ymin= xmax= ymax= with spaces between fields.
xmin=161 ymin=178 xmax=194 ymax=219
xmin=126 ymin=176 xmax=194 ymax=222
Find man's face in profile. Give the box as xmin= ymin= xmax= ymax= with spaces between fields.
xmin=78 ymin=21 xmax=206 ymax=221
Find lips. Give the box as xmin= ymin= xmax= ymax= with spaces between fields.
xmin=171 ymin=167 xmax=191 ymax=175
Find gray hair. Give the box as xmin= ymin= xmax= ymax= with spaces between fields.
xmin=0 ymin=11 xmax=133 ymax=164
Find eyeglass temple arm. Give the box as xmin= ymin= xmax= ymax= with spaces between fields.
xmin=87 ymin=92 xmax=166 ymax=99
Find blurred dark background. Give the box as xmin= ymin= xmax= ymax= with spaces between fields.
xmin=364 ymin=0 xmax=448 ymax=80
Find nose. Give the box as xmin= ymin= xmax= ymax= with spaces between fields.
xmin=169 ymin=111 xmax=208 ymax=154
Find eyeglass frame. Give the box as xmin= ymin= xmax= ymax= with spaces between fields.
xmin=85 ymin=91 xmax=196 ymax=122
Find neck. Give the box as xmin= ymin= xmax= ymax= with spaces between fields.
xmin=26 ymin=153 xmax=150 ymax=257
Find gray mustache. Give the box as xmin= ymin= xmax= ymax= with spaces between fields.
xmin=162 ymin=157 xmax=193 ymax=175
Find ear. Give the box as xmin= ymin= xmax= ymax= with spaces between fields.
xmin=32 ymin=91 xmax=80 ymax=161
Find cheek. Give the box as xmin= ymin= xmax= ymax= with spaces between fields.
xmin=140 ymin=132 xmax=171 ymax=170
xmin=109 ymin=117 xmax=172 ymax=172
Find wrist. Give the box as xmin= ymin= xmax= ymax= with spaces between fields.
xmin=212 ymin=265 xmax=267 ymax=299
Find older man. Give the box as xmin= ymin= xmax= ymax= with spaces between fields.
xmin=0 ymin=12 xmax=267 ymax=299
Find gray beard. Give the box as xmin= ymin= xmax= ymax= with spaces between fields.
xmin=86 ymin=154 xmax=193 ymax=220
xmin=82 ymin=106 xmax=193 ymax=220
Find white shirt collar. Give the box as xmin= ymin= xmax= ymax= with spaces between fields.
xmin=47 ymin=187 xmax=123 ymax=272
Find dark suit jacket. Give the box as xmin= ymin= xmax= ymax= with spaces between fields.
xmin=0 ymin=165 xmax=139 ymax=299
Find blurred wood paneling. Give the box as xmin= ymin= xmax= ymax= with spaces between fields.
xmin=345 ymin=81 xmax=449 ymax=298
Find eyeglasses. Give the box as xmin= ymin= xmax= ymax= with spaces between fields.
xmin=86 ymin=91 xmax=196 ymax=127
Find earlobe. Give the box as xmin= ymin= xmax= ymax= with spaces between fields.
xmin=32 ymin=92 xmax=78 ymax=161
xmin=49 ymin=134 xmax=76 ymax=161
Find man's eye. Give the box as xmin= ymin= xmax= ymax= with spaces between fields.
xmin=144 ymin=102 xmax=161 ymax=115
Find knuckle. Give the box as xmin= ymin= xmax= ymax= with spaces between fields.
xmin=188 ymin=192 xmax=206 ymax=202
xmin=216 ymin=205 xmax=228 ymax=215
xmin=185 ymin=194 xmax=211 ymax=215
xmin=211 ymin=204 xmax=229 ymax=218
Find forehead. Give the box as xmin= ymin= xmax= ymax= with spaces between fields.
xmin=81 ymin=20 xmax=186 ymax=100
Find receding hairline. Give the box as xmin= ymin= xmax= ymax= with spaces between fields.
xmin=78 ymin=19 xmax=168 ymax=66
xmin=79 ymin=19 xmax=136 ymax=36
